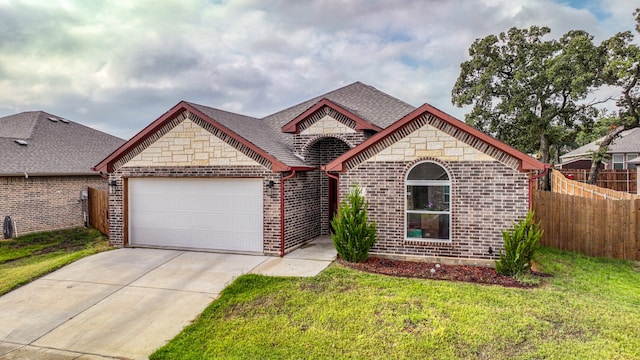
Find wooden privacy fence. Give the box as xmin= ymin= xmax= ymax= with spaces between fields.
xmin=88 ymin=187 xmax=108 ymax=235
xmin=558 ymin=168 xmax=637 ymax=194
xmin=532 ymin=190 xmax=640 ymax=261
xmin=551 ymin=169 xmax=639 ymax=200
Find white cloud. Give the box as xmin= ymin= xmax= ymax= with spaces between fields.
xmin=0 ymin=0 xmax=637 ymax=139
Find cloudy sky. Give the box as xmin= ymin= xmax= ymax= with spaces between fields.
xmin=0 ymin=0 xmax=637 ymax=140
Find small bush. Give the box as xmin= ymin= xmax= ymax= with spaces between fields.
xmin=495 ymin=211 xmax=542 ymax=276
xmin=330 ymin=185 xmax=377 ymax=263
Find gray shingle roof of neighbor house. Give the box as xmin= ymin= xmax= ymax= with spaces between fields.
xmin=0 ymin=111 xmax=126 ymax=176
xmin=561 ymin=127 xmax=640 ymax=159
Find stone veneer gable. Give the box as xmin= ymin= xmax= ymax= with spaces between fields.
xmin=365 ymin=123 xmax=495 ymax=163
xmin=300 ymin=115 xmax=357 ymax=135
xmin=346 ymin=113 xmax=522 ymax=171
xmin=122 ymin=119 xmax=263 ymax=168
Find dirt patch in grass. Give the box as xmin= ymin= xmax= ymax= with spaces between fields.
xmin=338 ymin=257 xmax=542 ymax=288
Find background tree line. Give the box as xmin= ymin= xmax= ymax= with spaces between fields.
xmin=452 ymin=8 xmax=640 ymax=187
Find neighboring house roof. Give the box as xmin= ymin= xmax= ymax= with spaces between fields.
xmin=561 ymin=127 xmax=640 ymax=160
xmin=324 ymin=104 xmax=545 ymax=172
xmin=628 ymin=156 xmax=640 ymax=165
xmin=0 ymin=111 xmax=125 ymax=176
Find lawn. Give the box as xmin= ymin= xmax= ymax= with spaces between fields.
xmin=0 ymin=227 xmax=111 ymax=295
xmin=152 ymin=247 xmax=640 ymax=360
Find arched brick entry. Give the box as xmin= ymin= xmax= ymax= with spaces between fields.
xmin=303 ymin=136 xmax=353 ymax=235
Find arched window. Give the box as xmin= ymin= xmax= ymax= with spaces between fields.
xmin=405 ymin=161 xmax=450 ymax=241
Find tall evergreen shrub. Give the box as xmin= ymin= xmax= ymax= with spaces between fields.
xmin=330 ymin=185 xmax=377 ymax=263
xmin=495 ymin=211 xmax=542 ymax=276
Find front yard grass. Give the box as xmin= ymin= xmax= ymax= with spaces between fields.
xmin=152 ymin=247 xmax=640 ymax=359
xmin=0 ymin=227 xmax=111 ymax=295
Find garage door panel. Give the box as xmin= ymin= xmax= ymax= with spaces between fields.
xmin=128 ymin=178 xmax=263 ymax=252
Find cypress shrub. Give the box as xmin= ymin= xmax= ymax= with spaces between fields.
xmin=330 ymin=185 xmax=377 ymax=263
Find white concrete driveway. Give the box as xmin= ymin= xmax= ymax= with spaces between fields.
xmin=0 ymin=238 xmax=335 ymax=359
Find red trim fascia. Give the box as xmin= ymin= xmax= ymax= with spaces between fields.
xmin=324 ymin=103 xmax=546 ymax=173
xmin=281 ymin=98 xmax=382 ymax=134
xmin=94 ymin=101 xmax=294 ymax=173
xmin=280 ymin=170 xmax=297 ymax=257
xmin=93 ymin=102 xmax=189 ymax=173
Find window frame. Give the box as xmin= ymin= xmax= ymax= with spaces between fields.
xmin=612 ymin=154 xmax=625 ymax=170
xmin=405 ymin=161 xmax=451 ymax=242
xmin=626 ymin=153 xmax=638 ymax=170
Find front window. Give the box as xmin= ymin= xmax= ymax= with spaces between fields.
xmin=406 ymin=162 xmax=450 ymax=241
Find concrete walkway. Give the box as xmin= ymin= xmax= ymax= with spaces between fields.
xmin=0 ymin=237 xmax=335 ymax=360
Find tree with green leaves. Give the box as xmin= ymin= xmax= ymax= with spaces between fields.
xmin=452 ymin=26 xmax=604 ymax=188
xmin=586 ymin=8 xmax=640 ymax=184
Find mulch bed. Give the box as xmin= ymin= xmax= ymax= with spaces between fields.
xmin=338 ymin=257 xmax=543 ymax=288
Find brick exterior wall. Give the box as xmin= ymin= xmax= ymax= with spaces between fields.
xmin=340 ymin=159 xmax=530 ymax=261
xmin=283 ymin=170 xmax=321 ymax=250
xmin=108 ymin=166 xmax=282 ymax=255
xmin=303 ymin=137 xmax=353 ymax=235
xmin=0 ymin=175 xmax=107 ymax=235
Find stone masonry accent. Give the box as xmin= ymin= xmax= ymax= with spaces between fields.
xmin=366 ymin=123 xmax=495 ymax=163
xmin=300 ymin=115 xmax=357 ymax=135
xmin=341 ymin=160 xmax=530 ymax=261
xmin=0 ymin=175 xmax=107 ymax=235
xmin=123 ymin=119 xmax=261 ymax=168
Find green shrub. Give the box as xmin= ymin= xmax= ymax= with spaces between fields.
xmin=495 ymin=211 xmax=542 ymax=276
xmin=330 ymin=185 xmax=377 ymax=263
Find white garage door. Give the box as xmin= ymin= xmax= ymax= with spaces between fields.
xmin=128 ymin=178 xmax=263 ymax=252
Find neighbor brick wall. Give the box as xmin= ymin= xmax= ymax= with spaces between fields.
xmin=108 ymin=166 xmax=281 ymax=255
xmin=0 ymin=175 xmax=107 ymax=235
xmin=340 ymin=159 xmax=530 ymax=261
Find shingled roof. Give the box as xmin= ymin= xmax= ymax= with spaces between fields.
xmin=95 ymin=82 xmax=416 ymax=172
xmin=263 ymin=81 xmax=416 ymax=132
xmin=561 ymin=127 xmax=640 ymax=160
xmin=0 ymin=111 xmax=125 ymax=176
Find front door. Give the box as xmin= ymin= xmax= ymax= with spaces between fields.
xmin=328 ymin=177 xmax=338 ymax=232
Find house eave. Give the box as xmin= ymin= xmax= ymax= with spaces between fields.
xmin=281 ymin=98 xmax=382 ymax=134
xmin=324 ymin=103 xmax=546 ymax=173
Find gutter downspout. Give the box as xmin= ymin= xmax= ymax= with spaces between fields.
xmin=528 ymin=165 xmax=551 ymax=210
xmin=280 ymin=170 xmax=297 ymax=257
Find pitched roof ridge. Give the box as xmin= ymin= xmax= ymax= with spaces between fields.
xmin=261 ymin=82 xmax=364 ymax=120
xmin=356 ymin=82 xmax=416 ymax=110
xmin=184 ymin=101 xmax=260 ymax=121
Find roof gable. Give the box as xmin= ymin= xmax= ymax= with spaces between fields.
xmin=263 ymin=82 xmax=416 ymax=132
xmin=324 ymin=104 xmax=544 ymax=172
xmin=281 ymin=98 xmax=382 ymax=134
xmin=94 ymin=102 xmax=310 ymax=173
